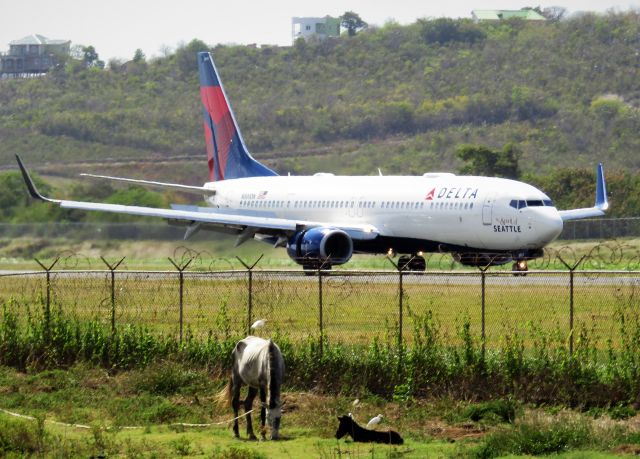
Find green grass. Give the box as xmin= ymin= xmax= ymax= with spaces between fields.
xmin=0 ymin=268 xmax=636 ymax=349
xmin=0 ymin=364 xmax=636 ymax=458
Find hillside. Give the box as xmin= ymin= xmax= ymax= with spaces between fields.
xmin=0 ymin=12 xmax=639 ymax=211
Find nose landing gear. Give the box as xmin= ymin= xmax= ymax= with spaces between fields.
xmin=512 ymin=259 xmax=528 ymax=276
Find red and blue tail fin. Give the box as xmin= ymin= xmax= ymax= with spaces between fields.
xmin=198 ymin=52 xmax=277 ymax=181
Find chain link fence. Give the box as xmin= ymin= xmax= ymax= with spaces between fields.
xmin=1 ymin=247 xmax=639 ymax=354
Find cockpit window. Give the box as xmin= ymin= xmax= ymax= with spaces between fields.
xmin=509 ymin=199 xmax=529 ymax=209
xmin=511 ymin=198 xmax=555 ymax=209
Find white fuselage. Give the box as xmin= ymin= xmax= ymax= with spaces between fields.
xmin=204 ymin=174 xmax=564 ymax=252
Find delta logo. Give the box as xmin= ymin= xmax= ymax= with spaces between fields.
xmin=425 ymin=187 xmax=479 ymax=200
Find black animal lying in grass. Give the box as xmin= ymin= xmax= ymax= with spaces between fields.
xmin=335 ymin=415 xmax=404 ymax=445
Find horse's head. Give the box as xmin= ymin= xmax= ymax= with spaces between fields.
xmin=335 ymin=415 xmax=354 ymax=440
xmin=267 ymin=403 xmax=282 ymax=440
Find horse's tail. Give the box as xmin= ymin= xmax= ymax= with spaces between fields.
xmin=267 ymin=340 xmax=282 ymax=408
xmin=215 ymin=379 xmax=232 ymax=409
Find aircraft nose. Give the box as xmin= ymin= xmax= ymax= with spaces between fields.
xmin=536 ymin=210 xmax=563 ymax=243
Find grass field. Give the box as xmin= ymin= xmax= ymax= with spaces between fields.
xmin=0 ymin=363 xmax=637 ymax=458
xmin=0 ymin=268 xmax=637 ymax=350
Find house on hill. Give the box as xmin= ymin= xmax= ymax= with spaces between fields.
xmin=292 ymin=16 xmax=341 ymax=43
xmin=471 ymin=9 xmax=546 ymax=22
xmin=0 ymin=34 xmax=70 ymax=78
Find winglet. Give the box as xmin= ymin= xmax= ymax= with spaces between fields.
xmin=558 ymin=162 xmax=609 ymax=221
xmin=15 ymin=155 xmax=58 ymax=203
xmin=595 ymin=162 xmax=608 ymax=210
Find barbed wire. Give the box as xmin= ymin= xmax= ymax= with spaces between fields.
xmin=20 ymin=240 xmax=640 ymax=274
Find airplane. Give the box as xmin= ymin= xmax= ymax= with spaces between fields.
xmin=16 ymin=51 xmax=609 ymax=273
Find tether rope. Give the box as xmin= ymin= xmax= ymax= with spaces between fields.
xmin=0 ymin=407 xmax=254 ymax=430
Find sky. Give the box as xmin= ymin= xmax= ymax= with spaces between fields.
xmin=1 ymin=0 xmax=638 ymax=62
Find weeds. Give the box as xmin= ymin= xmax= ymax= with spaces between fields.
xmin=467 ymin=410 xmax=633 ymax=458
xmin=3 ymin=301 xmax=640 ymax=409
xmin=456 ymin=399 xmax=518 ymax=424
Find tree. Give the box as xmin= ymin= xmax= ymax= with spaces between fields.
xmin=456 ymin=143 xmax=521 ymax=179
xmin=542 ymin=6 xmax=567 ymax=21
xmin=133 ymin=48 xmax=146 ymax=63
xmin=418 ymin=18 xmax=485 ymax=45
xmin=82 ymin=45 xmax=105 ymax=69
xmin=341 ymin=11 xmax=367 ymax=37
xmin=175 ymin=39 xmax=209 ymax=76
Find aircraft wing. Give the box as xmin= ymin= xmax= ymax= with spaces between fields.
xmin=558 ymin=163 xmax=609 ymax=221
xmin=16 ymin=155 xmax=379 ymax=242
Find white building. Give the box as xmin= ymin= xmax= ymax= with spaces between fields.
xmin=292 ymin=16 xmax=341 ymax=43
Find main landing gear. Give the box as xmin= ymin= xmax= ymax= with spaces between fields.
xmin=398 ymin=254 xmax=426 ymax=272
xmin=512 ymin=259 xmax=528 ymax=276
xmin=302 ymin=261 xmax=332 ymax=276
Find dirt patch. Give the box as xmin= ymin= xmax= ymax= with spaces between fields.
xmin=613 ymin=443 xmax=640 ymax=455
xmin=420 ymin=419 xmax=486 ymax=441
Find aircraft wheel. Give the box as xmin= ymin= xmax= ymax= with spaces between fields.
xmin=512 ymin=260 xmax=528 ymax=277
xmin=409 ymin=255 xmax=426 ymax=272
xmin=398 ymin=255 xmax=426 ymax=272
xmin=398 ymin=255 xmax=411 ymax=271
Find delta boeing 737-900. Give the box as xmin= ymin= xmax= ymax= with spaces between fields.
xmin=16 ymin=52 xmax=609 ymax=273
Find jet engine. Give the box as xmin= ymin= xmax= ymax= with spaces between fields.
xmin=286 ymin=227 xmax=353 ymax=268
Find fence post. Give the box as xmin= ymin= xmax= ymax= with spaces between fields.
xmin=100 ymin=256 xmax=125 ymax=334
xmin=387 ymin=256 xmax=414 ymax=348
xmin=319 ymin=269 xmax=323 ymax=355
xmin=478 ymin=264 xmax=491 ymax=360
xmin=557 ymin=255 xmax=586 ymax=355
xmin=236 ymin=255 xmax=263 ymax=335
xmin=168 ymin=257 xmax=193 ymax=343
xmin=316 ymin=258 xmax=333 ymax=356
xmin=34 ymin=257 xmax=59 ymax=343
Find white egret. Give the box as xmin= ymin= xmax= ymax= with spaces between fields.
xmin=366 ymin=414 xmax=383 ymax=429
xmin=250 ymin=319 xmax=266 ymax=329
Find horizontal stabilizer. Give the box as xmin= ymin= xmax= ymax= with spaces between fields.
xmin=80 ymin=173 xmax=216 ymax=196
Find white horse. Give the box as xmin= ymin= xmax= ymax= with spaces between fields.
xmin=218 ymin=336 xmax=285 ymax=440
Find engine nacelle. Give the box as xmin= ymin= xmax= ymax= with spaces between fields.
xmin=286 ymin=227 xmax=353 ymax=267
